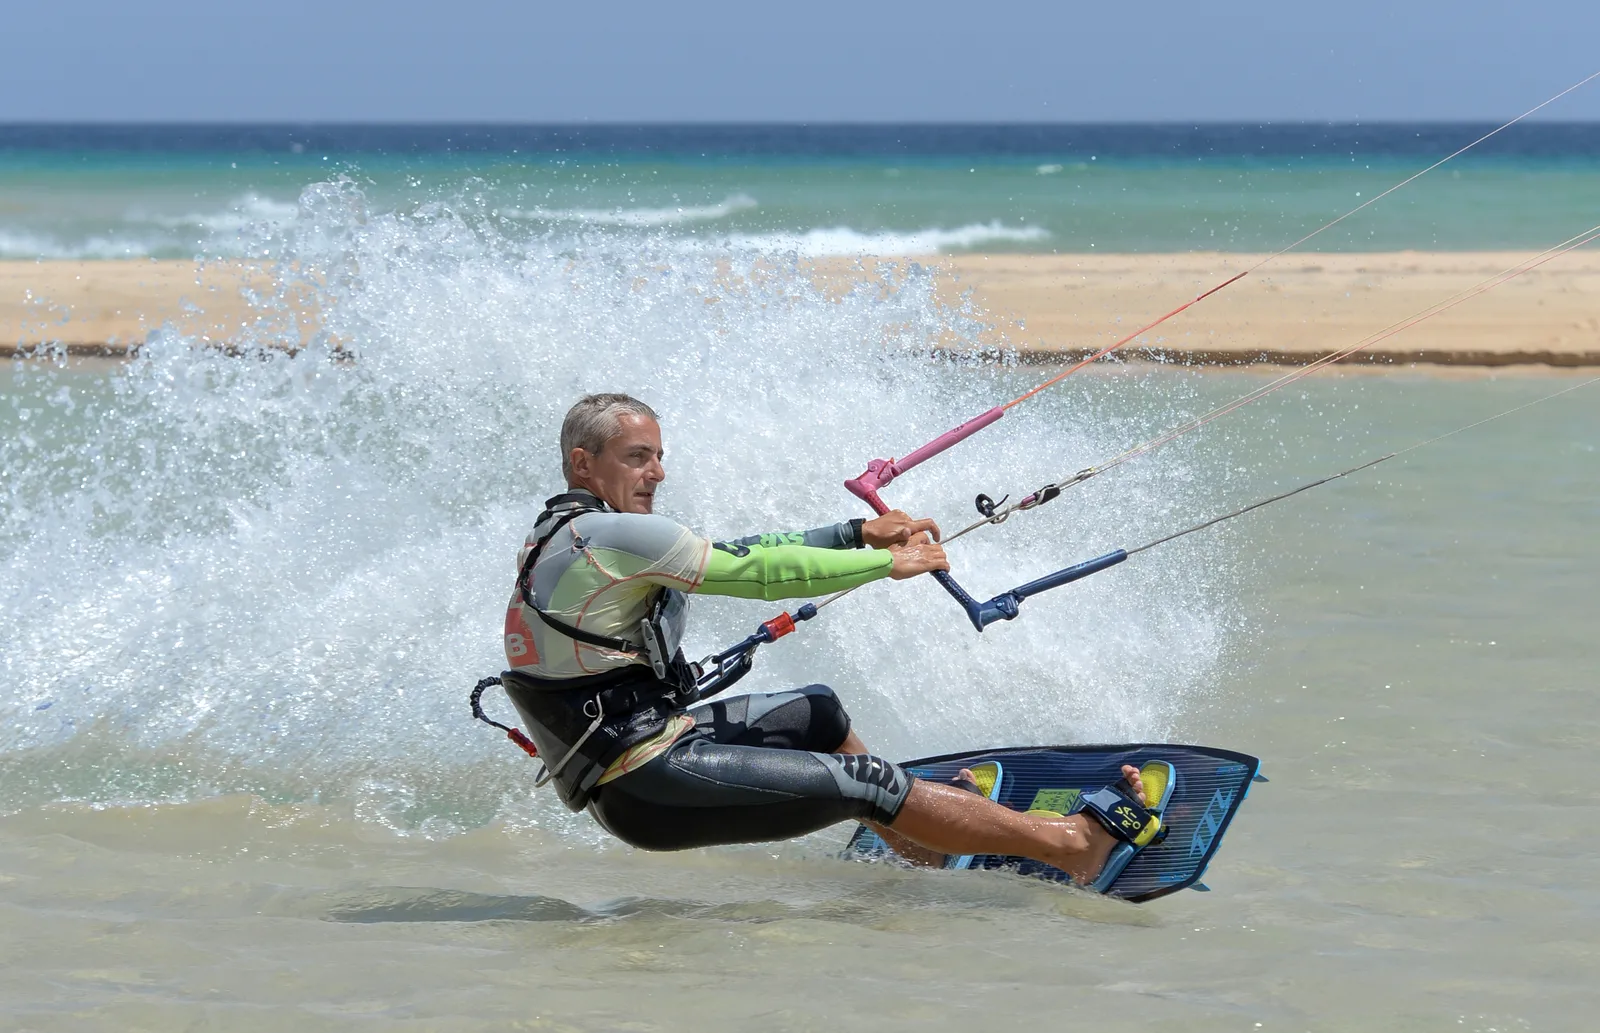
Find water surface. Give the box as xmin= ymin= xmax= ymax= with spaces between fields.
xmin=1 ymin=167 xmax=1596 ymax=1031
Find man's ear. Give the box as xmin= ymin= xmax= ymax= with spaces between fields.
xmin=568 ymin=447 xmax=590 ymax=480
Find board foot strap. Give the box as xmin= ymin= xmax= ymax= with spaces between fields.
xmin=1071 ymin=761 xmax=1176 ymax=893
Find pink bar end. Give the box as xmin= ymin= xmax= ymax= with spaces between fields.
xmin=893 ymin=407 xmax=1005 ymax=475
xmin=844 ymin=459 xmax=895 ymax=513
xmin=845 ymin=407 xmax=1005 ymax=514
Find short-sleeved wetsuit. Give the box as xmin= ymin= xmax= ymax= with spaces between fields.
xmin=501 ymin=489 xmax=917 ymax=849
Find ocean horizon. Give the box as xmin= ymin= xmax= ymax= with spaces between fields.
xmin=7 ymin=121 xmax=1600 ymax=155
xmin=5 ymin=122 xmax=1600 ymax=259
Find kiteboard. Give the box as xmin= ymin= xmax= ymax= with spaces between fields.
xmin=843 ymin=743 xmax=1262 ymax=903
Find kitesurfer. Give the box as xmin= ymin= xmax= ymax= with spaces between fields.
xmin=498 ymin=393 xmax=1160 ymax=886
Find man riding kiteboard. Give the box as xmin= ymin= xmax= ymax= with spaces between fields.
xmin=496 ymin=393 xmax=1167 ymax=887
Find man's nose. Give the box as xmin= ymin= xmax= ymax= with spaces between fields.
xmin=647 ymin=458 xmax=666 ymax=482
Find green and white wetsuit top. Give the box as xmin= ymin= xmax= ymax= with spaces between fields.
xmin=503 ymin=489 xmax=893 ymax=679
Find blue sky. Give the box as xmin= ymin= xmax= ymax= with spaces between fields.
xmin=5 ymin=0 xmax=1598 ymax=122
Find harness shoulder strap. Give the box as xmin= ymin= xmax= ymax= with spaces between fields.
xmin=516 ymin=496 xmax=641 ymax=656
xmin=528 ymin=602 xmax=637 ymax=654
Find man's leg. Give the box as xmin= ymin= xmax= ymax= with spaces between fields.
xmin=836 ymin=729 xmax=947 ymax=867
xmin=887 ymin=766 xmax=1144 ymax=884
xmin=703 ymin=691 xmax=1139 ymax=884
xmin=839 ymin=729 xmax=1145 ymax=885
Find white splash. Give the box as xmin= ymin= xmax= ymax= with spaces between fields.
xmin=0 ymin=177 xmax=1240 ymax=828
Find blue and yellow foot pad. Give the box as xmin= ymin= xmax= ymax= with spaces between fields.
xmin=947 ymin=761 xmax=1004 ymax=870
xmin=1074 ymin=760 xmax=1176 ymax=893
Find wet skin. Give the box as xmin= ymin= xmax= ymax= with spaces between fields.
xmin=842 ymin=724 xmax=1145 ymax=885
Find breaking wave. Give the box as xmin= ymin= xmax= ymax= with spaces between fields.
xmin=724 ymin=221 xmax=1049 ymax=256
xmin=502 ymin=193 xmax=760 ymax=227
xmin=130 ymin=193 xmax=301 ymax=235
xmin=0 ymin=194 xmax=301 ymax=260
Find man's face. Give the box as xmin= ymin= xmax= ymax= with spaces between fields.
xmin=570 ymin=413 xmax=666 ymax=514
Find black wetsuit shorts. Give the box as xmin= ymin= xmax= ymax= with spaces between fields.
xmin=588 ymin=684 xmax=917 ymax=851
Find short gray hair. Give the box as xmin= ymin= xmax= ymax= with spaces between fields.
xmin=560 ymin=393 xmax=660 ymax=481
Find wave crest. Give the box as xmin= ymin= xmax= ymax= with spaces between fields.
xmin=725 ymin=221 xmax=1049 ymax=257
xmin=502 ymin=193 xmax=759 ymax=227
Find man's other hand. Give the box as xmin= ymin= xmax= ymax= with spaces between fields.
xmin=862 ymin=510 xmax=942 ymax=549
xmin=886 ymin=533 xmax=951 ymax=580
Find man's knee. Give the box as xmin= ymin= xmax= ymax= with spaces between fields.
xmin=796 ymin=683 xmax=852 ymax=748
xmin=744 ymin=683 xmax=851 ymax=752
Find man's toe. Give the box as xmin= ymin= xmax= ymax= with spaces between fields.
xmin=1122 ymin=763 xmax=1147 ymax=806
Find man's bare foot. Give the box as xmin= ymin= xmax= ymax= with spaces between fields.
xmin=948 ymin=767 xmax=982 ymax=795
xmin=1121 ymin=763 xmax=1147 ymax=806
xmin=1051 ymin=763 xmax=1146 ymax=885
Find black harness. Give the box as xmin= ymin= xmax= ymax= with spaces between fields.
xmin=472 ymin=492 xmax=764 ymax=809
xmin=476 ymin=492 xmax=717 ymax=811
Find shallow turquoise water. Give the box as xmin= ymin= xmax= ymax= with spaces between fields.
xmin=3 ymin=357 xmax=1595 ymax=1031
xmin=1 ymin=155 xmax=1597 ymax=1029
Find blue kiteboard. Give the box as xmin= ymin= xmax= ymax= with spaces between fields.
xmin=843 ymin=743 xmax=1262 ymax=903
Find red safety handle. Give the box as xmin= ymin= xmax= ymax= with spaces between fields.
xmin=506 ymin=727 xmax=540 ymax=758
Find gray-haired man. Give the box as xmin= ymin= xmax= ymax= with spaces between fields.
xmin=496 ymin=393 xmax=1158 ymax=884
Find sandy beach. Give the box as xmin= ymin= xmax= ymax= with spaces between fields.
xmin=0 ymin=261 xmax=302 ymax=357
xmin=939 ymin=251 xmax=1600 ymax=366
xmin=4 ymin=252 xmax=1599 ymax=365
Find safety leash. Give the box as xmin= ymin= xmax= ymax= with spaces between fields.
xmin=470 ymin=676 xmax=540 ymax=758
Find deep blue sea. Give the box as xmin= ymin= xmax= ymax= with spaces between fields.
xmin=4 ymin=123 xmax=1599 ymax=258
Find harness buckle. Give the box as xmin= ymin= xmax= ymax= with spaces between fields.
xmin=543 ymin=694 xmax=607 ymax=784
